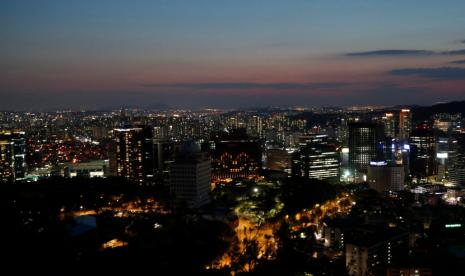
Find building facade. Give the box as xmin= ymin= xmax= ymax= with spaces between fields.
xmin=209 ymin=129 xmax=262 ymax=180
xmin=0 ymin=130 xmax=26 ymax=182
xmin=292 ymin=135 xmax=340 ymax=182
xmin=346 ymin=229 xmax=409 ymax=276
xmin=348 ymin=122 xmax=385 ymax=175
xmin=170 ymin=145 xmax=211 ymax=209
xmin=399 ymin=109 xmax=412 ymax=140
xmin=409 ymin=127 xmax=436 ymax=180
xmin=114 ymin=127 xmax=154 ymax=184
xmin=367 ymin=161 xmax=405 ymax=192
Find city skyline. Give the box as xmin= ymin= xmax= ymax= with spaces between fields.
xmin=2 ymin=3 xmax=465 ymax=273
xmin=2 ymin=1 xmax=465 ymax=110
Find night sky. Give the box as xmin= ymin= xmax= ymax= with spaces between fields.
xmin=2 ymin=0 xmax=465 ymax=110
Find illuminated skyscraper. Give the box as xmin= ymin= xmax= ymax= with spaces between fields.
xmin=0 ymin=130 xmax=26 ymax=182
xmin=382 ymin=113 xmax=396 ymax=138
xmin=409 ymin=127 xmax=436 ymax=180
xmin=435 ymin=136 xmax=457 ymax=183
xmin=0 ymin=138 xmax=14 ymax=182
xmin=445 ymin=133 xmax=465 ymax=185
xmin=114 ymin=127 xmax=154 ymax=184
xmin=292 ymin=135 xmax=340 ymax=182
xmin=348 ymin=122 xmax=385 ymax=174
xmin=399 ymin=109 xmax=412 ymax=140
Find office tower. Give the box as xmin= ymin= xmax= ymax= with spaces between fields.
xmin=153 ymin=140 xmax=177 ymax=184
xmin=291 ymin=135 xmax=340 ymax=182
xmin=449 ymin=133 xmax=465 ymax=186
xmin=169 ymin=142 xmax=211 ymax=209
xmin=367 ymin=161 xmax=405 ymax=192
xmin=114 ymin=127 xmax=154 ymax=184
xmin=382 ymin=113 xmax=396 ymax=138
xmin=435 ymin=136 xmax=458 ymax=183
xmin=11 ymin=131 xmax=27 ymax=180
xmin=348 ymin=122 xmax=385 ymax=175
xmin=209 ymin=129 xmax=262 ymax=180
xmin=398 ymin=109 xmax=412 ymax=140
xmin=384 ymin=140 xmax=411 ymax=178
xmin=409 ymin=127 xmax=436 ymax=180
xmin=0 ymin=130 xmax=27 ymax=182
xmin=449 ymin=158 xmax=465 ymax=186
xmin=340 ymin=147 xmax=352 ymax=182
xmin=336 ymin=118 xmax=349 ymax=146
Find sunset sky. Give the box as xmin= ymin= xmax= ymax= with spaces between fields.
xmin=2 ymin=0 xmax=465 ymax=110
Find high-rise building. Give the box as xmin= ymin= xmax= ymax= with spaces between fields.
xmin=247 ymin=115 xmax=263 ymax=138
xmin=153 ymin=140 xmax=178 ymax=184
xmin=169 ymin=142 xmax=211 ymax=209
xmin=382 ymin=113 xmax=396 ymax=138
xmin=346 ymin=228 xmax=409 ymax=276
xmin=409 ymin=127 xmax=436 ymax=180
xmin=348 ymin=122 xmax=385 ymax=175
xmin=449 ymin=133 xmax=465 ymax=186
xmin=114 ymin=127 xmax=154 ymax=184
xmin=0 ymin=130 xmax=26 ymax=182
xmin=382 ymin=139 xmax=411 ymax=177
xmin=336 ymin=118 xmax=349 ymax=146
xmin=292 ymin=135 xmax=340 ymax=182
xmin=0 ymin=138 xmax=14 ymax=182
xmin=209 ymin=129 xmax=262 ymax=180
xmin=435 ymin=136 xmax=458 ymax=183
xmin=399 ymin=109 xmax=412 ymax=140
xmin=367 ymin=161 xmax=405 ymax=192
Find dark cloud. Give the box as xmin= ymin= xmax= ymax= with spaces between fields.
xmin=346 ymin=49 xmax=465 ymax=57
xmin=345 ymin=50 xmax=435 ymax=56
xmin=450 ymin=59 xmax=465 ymax=64
xmin=442 ymin=49 xmax=465 ymax=55
xmin=142 ymin=82 xmax=350 ymax=90
xmin=389 ymin=67 xmax=465 ymax=80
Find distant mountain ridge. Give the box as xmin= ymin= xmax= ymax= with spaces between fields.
xmin=412 ymin=100 xmax=465 ymax=121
